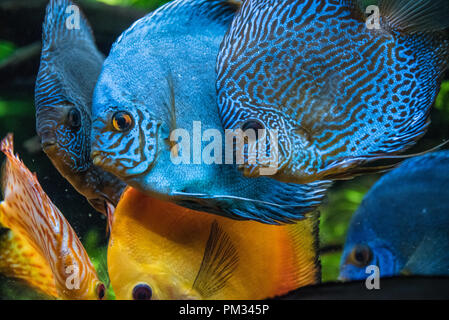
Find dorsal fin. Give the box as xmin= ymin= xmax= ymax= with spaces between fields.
xmin=347 ymin=0 xmax=449 ymax=33
xmin=116 ymin=0 xmax=239 ymax=45
xmin=35 ymin=0 xmax=104 ymax=111
xmin=148 ymin=0 xmax=239 ymax=28
xmin=42 ymin=0 xmax=95 ymax=50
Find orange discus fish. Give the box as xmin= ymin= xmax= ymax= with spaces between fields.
xmin=0 ymin=134 xmax=104 ymax=300
xmin=108 ymin=187 xmax=321 ymax=300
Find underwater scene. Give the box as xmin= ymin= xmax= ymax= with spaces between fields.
xmin=0 ymin=0 xmax=449 ymax=301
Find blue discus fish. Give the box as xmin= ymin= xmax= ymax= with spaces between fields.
xmin=90 ymin=0 xmax=330 ymax=224
xmin=216 ymin=0 xmax=449 ymax=183
xmin=340 ymin=151 xmax=449 ymax=280
xmin=35 ymin=0 xmax=126 ymax=215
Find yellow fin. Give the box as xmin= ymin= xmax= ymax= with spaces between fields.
xmin=0 ymin=222 xmax=58 ymax=298
xmin=278 ymin=212 xmax=321 ymax=294
xmin=192 ymin=220 xmax=239 ymax=297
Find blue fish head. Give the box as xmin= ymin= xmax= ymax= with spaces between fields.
xmin=90 ymin=39 xmax=182 ymax=194
xmin=340 ymin=150 xmax=449 ymax=280
xmin=339 ymin=221 xmax=401 ymax=281
xmin=90 ymin=3 xmax=235 ymax=197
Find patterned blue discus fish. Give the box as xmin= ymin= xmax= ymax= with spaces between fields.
xmin=340 ymin=151 xmax=449 ymax=280
xmin=35 ymin=0 xmax=126 ymax=215
xmin=90 ymin=0 xmax=330 ymax=224
xmin=216 ymin=0 xmax=449 ymax=183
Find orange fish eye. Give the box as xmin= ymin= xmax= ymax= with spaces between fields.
xmin=112 ymin=111 xmax=133 ymax=132
xmin=96 ymin=282 xmax=106 ymax=300
xmin=348 ymin=244 xmax=372 ymax=268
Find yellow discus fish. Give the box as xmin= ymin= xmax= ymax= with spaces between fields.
xmin=0 ymin=134 xmax=104 ymax=300
xmin=108 ymin=187 xmax=321 ymax=300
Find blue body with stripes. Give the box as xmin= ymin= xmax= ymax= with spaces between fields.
xmin=216 ymin=0 xmax=449 ymax=183
xmin=90 ymin=0 xmax=330 ymax=224
xmin=34 ymin=0 xmax=126 ymax=214
xmin=340 ymin=150 xmax=449 ymax=280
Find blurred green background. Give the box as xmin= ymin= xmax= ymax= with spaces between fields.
xmin=0 ymin=0 xmax=448 ymax=299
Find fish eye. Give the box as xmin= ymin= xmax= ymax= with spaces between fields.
xmin=112 ymin=111 xmax=133 ymax=132
xmin=132 ymin=283 xmax=153 ymax=300
xmin=349 ymin=244 xmax=372 ymax=267
xmin=241 ymin=119 xmax=264 ymax=133
xmin=67 ymin=108 xmax=82 ymax=128
xmin=96 ymin=283 xmax=106 ymax=300
xmin=241 ymin=119 xmax=265 ymax=141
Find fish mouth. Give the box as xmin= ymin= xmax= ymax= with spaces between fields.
xmin=88 ymin=196 xmax=116 ymax=233
xmin=105 ymin=201 xmax=115 ymax=233
xmin=91 ymin=151 xmax=102 ymax=164
xmin=41 ymin=140 xmax=57 ymax=153
xmin=88 ymin=194 xmax=116 ymax=214
xmin=90 ymin=151 xmax=125 ymax=179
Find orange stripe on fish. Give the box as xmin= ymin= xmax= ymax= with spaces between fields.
xmin=0 ymin=134 xmax=104 ymax=300
xmin=108 ymin=187 xmax=320 ymax=300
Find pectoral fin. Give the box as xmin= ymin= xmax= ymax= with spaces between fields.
xmin=192 ymin=220 xmax=239 ymax=298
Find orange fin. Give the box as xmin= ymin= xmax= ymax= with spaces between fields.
xmin=192 ymin=220 xmax=239 ymax=297
xmin=275 ymin=212 xmax=321 ymax=296
xmin=0 ymin=134 xmax=101 ymax=299
xmin=0 ymin=225 xmax=58 ymax=298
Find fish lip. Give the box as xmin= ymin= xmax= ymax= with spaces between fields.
xmin=91 ymin=150 xmax=102 ymax=159
xmin=93 ymin=155 xmax=103 ymax=167
xmin=41 ymin=141 xmax=56 ymax=152
xmin=91 ymin=151 xmax=105 ymax=166
xmin=89 ymin=194 xmax=116 ymax=216
xmin=105 ymin=200 xmax=115 ymax=223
